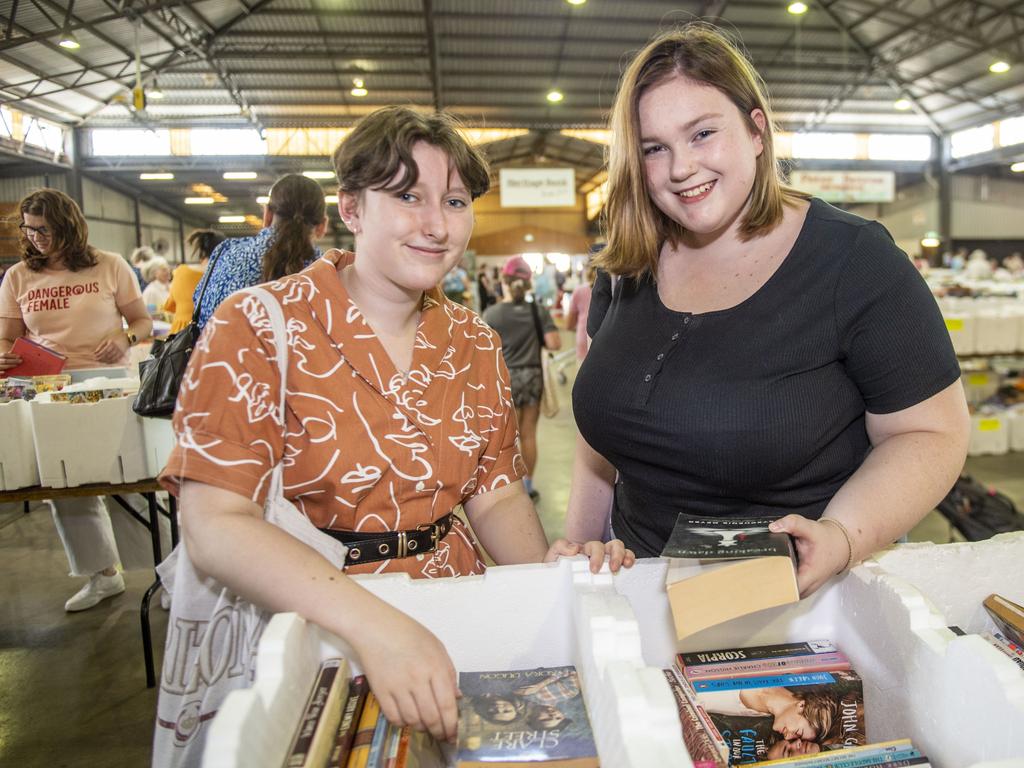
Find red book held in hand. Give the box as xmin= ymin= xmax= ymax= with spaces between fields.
xmin=5 ymin=337 xmax=67 ymax=377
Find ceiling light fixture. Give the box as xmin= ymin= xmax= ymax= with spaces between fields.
xmin=184 ymin=197 xmax=216 ymax=205
xmin=218 ymin=215 xmax=247 ymax=224
xmin=58 ymin=0 xmax=81 ymax=49
xmin=324 ymin=194 xmax=339 ymax=204
xmin=223 ymin=171 xmax=258 ymax=180
xmin=1011 ymin=161 xmax=1024 ymax=173
xmin=351 ymin=78 xmax=368 ymax=97
xmin=546 ymin=89 xmax=564 ymax=103
xmin=256 ymin=195 xmax=271 ymax=204
xmin=990 ymin=60 xmax=1011 ymax=74
xmin=893 ymin=99 xmax=912 ymax=111
xmin=139 ymin=172 xmax=174 ymax=180
xmin=788 ymin=1 xmax=808 ymax=14
xmin=147 ymin=79 xmax=164 ymax=100
xmin=566 ymin=0 xmax=587 ymax=5
xmin=303 ymin=170 xmax=335 ymax=180
xmin=920 ymin=235 xmax=941 ymax=248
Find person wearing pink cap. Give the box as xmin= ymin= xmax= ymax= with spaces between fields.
xmin=483 ymin=256 xmax=562 ymax=500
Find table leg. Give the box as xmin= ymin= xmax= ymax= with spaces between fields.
xmin=168 ymin=494 xmax=179 ymax=548
xmin=141 ymin=577 xmax=162 ymax=688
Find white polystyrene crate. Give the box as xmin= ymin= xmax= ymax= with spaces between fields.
xmin=969 ymin=412 xmax=1011 ymax=456
xmin=944 ymin=313 xmax=976 ymax=355
xmin=142 ymin=416 xmax=176 ymax=478
xmin=1010 ymin=410 xmax=1024 ymax=452
xmin=30 ymin=396 xmax=148 ymax=487
xmin=975 ymin=310 xmax=1019 ymax=355
xmin=962 ymin=370 xmax=1000 ymax=407
xmin=0 ymin=399 xmax=40 ymax=490
xmin=206 ymin=544 xmax=1024 ymax=768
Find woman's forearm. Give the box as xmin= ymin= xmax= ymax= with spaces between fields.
xmin=821 ymin=428 xmax=967 ymax=564
xmin=565 ymin=433 xmax=617 ymax=542
xmin=466 ymin=486 xmax=551 ymax=565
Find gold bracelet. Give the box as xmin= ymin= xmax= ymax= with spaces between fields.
xmin=820 ymin=518 xmax=854 ymax=574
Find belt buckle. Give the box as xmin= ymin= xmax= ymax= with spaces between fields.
xmin=416 ymin=520 xmax=443 ymax=549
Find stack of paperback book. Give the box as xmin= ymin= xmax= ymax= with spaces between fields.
xmin=282 ymin=658 xmax=444 ymax=768
xmin=664 ymin=640 xmax=869 ymax=765
xmin=980 ymin=592 xmax=1024 ymax=672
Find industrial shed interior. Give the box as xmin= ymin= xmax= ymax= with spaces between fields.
xmin=1 ymin=1 xmax=1024 ymax=765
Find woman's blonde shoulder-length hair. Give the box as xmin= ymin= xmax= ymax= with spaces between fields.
xmin=599 ymin=23 xmax=808 ymax=279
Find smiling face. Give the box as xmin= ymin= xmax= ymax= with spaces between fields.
xmin=21 ymin=213 xmax=56 ymax=259
xmin=638 ymin=75 xmax=765 ymax=247
xmin=341 ymin=141 xmax=475 ymax=301
xmin=765 ymin=736 xmax=821 ymax=760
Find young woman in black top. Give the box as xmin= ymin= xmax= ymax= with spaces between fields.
xmin=567 ymin=25 xmax=969 ymax=597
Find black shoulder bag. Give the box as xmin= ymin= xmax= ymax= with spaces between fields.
xmin=132 ymin=250 xmax=221 ymax=418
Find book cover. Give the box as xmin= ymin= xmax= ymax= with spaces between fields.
xmin=750 ymin=739 xmax=914 ymax=767
xmin=983 ymin=593 xmax=1024 ymax=646
xmin=662 ymin=514 xmax=794 ymax=560
xmin=6 ymin=337 xmax=67 ymax=377
xmin=366 ymin=708 xmax=390 ymax=768
xmin=983 ymin=632 xmax=1024 ymax=671
xmin=662 ymin=669 xmax=728 ymax=768
xmin=691 ymin=670 xmax=866 ymax=763
xmin=456 ymin=666 xmax=598 ymax=767
xmin=678 ymin=641 xmax=850 ymax=682
xmin=284 ymin=657 xmax=351 ymax=768
xmin=328 ymin=675 xmax=369 ymax=768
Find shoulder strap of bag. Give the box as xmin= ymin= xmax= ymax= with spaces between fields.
xmin=245 ymin=287 xmax=289 ymax=500
xmin=529 ymin=299 xmax=546 ymax=349
xmin=190 ymin=244 xmax=226 ymax=324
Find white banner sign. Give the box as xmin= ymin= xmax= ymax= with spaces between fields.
xmin=790 ymin=170 xmax=896 ymax=203
xmin=500 ymin=168 xmax=576 ymax=207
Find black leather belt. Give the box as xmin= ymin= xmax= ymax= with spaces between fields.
xmin=319 ymin=512 xmax=455 ymax=567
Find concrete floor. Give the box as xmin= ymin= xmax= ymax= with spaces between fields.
xmin=2 ymin=359 xmax=1021 ymax=766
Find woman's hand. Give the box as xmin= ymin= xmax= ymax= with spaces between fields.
xmin=769 ymin=515 xmax=851 ymax=598
xmin=0 ymin=351 xmax=23 ymax=371
xmin=352 ymin=601 xmax=461 ymax=743
xmin=93 ymin=330 xmax=130 ymax=363
xmin=543 ymin=538 xmax=636 ymax=573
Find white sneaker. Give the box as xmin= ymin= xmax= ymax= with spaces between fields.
xmin=65 ymin=571 xmax=126 ymax=612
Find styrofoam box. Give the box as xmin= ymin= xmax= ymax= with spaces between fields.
xmin=1010 ymin=409 xmax=1024 ymax=452
xmin=142 ymin=416 xmax=176 ymax=478
xmin=205 ymin=538 xmax=1024 ymax=768
xmin=975 ymin=310 xmax=1019 ymax=355
xmin=0 ymin=399 xmax=41 ymax=490
xmin=30 ymin=396 xmax=148 ymax=487
xmin=969 ymin=412 xmax=1011 ymax=456
xmin=944 ymin=313 xmax=976 ymax=355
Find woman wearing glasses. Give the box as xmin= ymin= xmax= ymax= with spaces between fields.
xmin=0 ymin=188 xmax=153 ymax=611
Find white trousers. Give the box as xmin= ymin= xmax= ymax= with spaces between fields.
xmin=49 ymin=494 xmax=173 ymax=577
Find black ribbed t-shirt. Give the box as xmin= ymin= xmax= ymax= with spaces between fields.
xmin=573 ymin=199 xmax=960 ymax=557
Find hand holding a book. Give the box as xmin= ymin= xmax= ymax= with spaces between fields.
xmin=0 ymin=350 xmax=23 ymax=371
xmin=352 ymin=601 xmax=461 ymax=743
xmin=769 ymin=515 xmax=853 ymax=597
xmin=543 ymin=537 xmax=636 ymax=573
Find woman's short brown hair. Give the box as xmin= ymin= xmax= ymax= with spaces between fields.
xmin=600 ymin=24 xmax=806 ymax=278
xmin=17 ymin=188 xmax=98 ymax=272
xmin=332 ymin=106 xmax=490 ymax=200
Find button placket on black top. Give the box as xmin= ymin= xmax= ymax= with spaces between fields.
xmin=637 ymin=314 xmax=694 ymax=404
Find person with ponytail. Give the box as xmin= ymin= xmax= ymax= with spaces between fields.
xmin=191 ymin=173 xmax=327 ymax=330
xmin=483 ymin=256 xmax=561 ymax=501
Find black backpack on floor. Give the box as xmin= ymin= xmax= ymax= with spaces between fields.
xmin=935 ymin=474 xmax=1024 ymax=541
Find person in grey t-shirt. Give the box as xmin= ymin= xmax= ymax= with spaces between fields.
xmin=483 ymin=256 xmax=561 ymax=500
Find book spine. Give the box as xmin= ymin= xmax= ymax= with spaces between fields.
xmin=284 ymin=658 xmax=347 ymax=768
xmin=365 ymin=707 xmax=390 ymax=767
xmin=984 ymin=632 xmax=1024 ymax=671
xmin=345 ymin=692 xmax=381 ymax=768
xmin=984 ymin=595 xmax=1024 ymax=646
xmin=678 ymin=641 xmax=838 ymax=668
xmin=328 ymin=675 xmax=369 ymax=768
xmin=681 ymin=652 xmax=850 ymax=680
xmin=662 ymin=669 xmax=728 ymax=768
xmin=751 ymin=741 xmax=914 ymax=767
xmin=391 ymin=727 xmax=410 ymax=768
xmin=690 ymin=671 xmax=839 ymax=691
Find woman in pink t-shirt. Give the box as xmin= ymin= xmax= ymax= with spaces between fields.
xmin=0 ymin=188 xmax=153 ymax=612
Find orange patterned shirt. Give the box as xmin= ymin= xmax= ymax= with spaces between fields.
xmin=159 ymin=250 xmax=525 ymax=578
